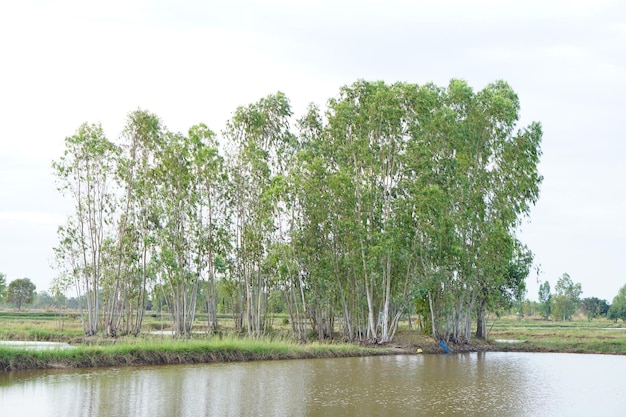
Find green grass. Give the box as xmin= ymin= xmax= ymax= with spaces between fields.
xmin=0 ymin=335 xmax=382 ymax=371
xmin=486 ymin=315 xmax=626 ymax=354
xmin=1 ymin=309 xmax=625 ymax=371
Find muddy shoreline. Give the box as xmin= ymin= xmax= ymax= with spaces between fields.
xmin=386 ymin=336 xmax=626 ymax=356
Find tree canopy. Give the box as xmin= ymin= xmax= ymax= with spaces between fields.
xmin=52 ymin=79 xmax=543 ymax=341
xmin=608 ymin=284 xmax=626 ymax=322
xmin=552 ymin=273 xmax=582 ymax=321
xmin=579 ymin=297 xmax=609 ymax=321
xmin=6 ymin=278 xmax=36 ymax=310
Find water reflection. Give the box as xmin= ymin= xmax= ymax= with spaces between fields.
xmin=1 ymin=353 xmax=624 ymax=416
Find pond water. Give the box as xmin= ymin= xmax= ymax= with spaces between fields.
xmin=0 ymin=352 xmax=624 ymax=416
xmin=0 ymin=341 xmax=74 ymax=350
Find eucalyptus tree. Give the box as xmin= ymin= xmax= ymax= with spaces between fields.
xmin=431 ymin=81 xmax=540 ymax=342
xmin=104 ymin=109 xmax=163 ymax=336
xmin=394 ymin=79 xmax=543 ymax=343
xmin=399 ymin=82 xmax=463 ymax=341
xmin=473 ymin=238 xmax=532 ymax=338
xmin=189 ymin=123 xmax=230 ymax=332
xmin=224 ymin=92 xmax=294 ymax=337
xmin=53 ymin=123 xmax=119 ymax=335
xmin=291 ymin=103 xmax=353 ymax=340
xmin=321 ymin=81 xmax=413 ymax=343
xmin=282 ymin=104 xmax=325 ymax=341
xmin=150 ymin=130 xmax=207 ymax=337
xmin=472 ymin=81 xmax=542 ymax=338
xmin=325 ymin=82 xmax=378 ymax=341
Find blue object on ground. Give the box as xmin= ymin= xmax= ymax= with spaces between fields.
xmin=439 ymin=340 xmax=451 ymax=354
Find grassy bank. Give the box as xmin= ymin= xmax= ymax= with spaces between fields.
xmin=1 ymin=310 xmax=625 ymax=371
xmin=0 ymin=336 xmax=388 ymax=371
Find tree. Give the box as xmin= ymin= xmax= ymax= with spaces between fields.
xmin=104 ymin=109 xmax=163 ymax=337
xmin=403 ymin=80 xmax=542 ymax=343
xmin=189 ymin=123 xmax=230 ymax=333
xmin=6 ymin=278 xmax=36 ymax=309
xmin=52 ymin=123 xmax=119 ymax=335
xmin=608 ymin=284 xmax=626 ymax=322
xmin=0 ymin=272 xmax=6 ymax=302
xmin=323 ymin=81 xmax=411 ymax=343
xmin=579 ymin=297 xmax=609 ymax=321
xmin=151 ymin=130 xmax=204 ymax=338
xmin=32 ymin=290 xmax=68 ymax=309
xmin=538 ymin=281 xmax=551 ymax=320
xmin=552 ymin=273 xmax=582 ymax=321
xmin=224 ymin=92 xmax=294 ymax=337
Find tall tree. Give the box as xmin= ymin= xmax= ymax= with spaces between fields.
xmin=400 ymin=80 xmax=542 ymax=343
xmin=104 ymin=109 xmax=163 ymax=336
xmin=189 ymin=123 xmax=230 ymax=332
xmin=151 ymin=130 xmax=205 ymax=337
xmin=224 ymin=92 xmax=294 ymax=337
xmin=323 ymin=81 xmax=412 ymax=343
xmin=53 ymin=123 xmax=119 ymax=335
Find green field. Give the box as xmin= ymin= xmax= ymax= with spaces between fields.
xmin=486 ymin=315 xmax=626 ymax=354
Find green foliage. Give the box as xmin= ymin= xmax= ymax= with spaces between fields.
xmin=6 ymin=278 xmax=36 ymax=310
xmin=608 ymin=284 xmax=626 ymax=322
xmin=31 ymin=291 xmax=68 ymax=309
xmin=52 ymin=123 xmax=119 ymax=335
xmin=51 ymin=79 xmax=542 ymax=344
xmin=538 ymin=281 xmax=551 ymax=320
xmin=551 ymin=273 xmax=582 ymax=321
xmin=579 ymin=297 xmax=609 ymax=321
xmin=0 ymin=272 xmax=6 ymax=301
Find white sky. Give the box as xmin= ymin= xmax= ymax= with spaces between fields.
xmin=1 ymin=0 xmax=625 ymax=302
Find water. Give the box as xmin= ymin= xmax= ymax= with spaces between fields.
xmin=1 ymin=352 xmax=624 ymax=416
xmin=0 ymin=341 xmax=74 ymax=350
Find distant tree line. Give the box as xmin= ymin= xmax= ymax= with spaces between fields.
xmin=533 ymin=274 xmax=626 ymax=322
xmin=51 ymin=79 xmax=544 ymax=342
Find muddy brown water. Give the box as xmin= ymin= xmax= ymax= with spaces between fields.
xmin=1 ymin=352 xmax=624 ymax=416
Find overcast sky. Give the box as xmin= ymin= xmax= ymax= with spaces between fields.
xmin=1 ymin=0 xmax=624 ymax=302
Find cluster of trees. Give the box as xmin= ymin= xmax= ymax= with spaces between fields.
xmin=538 ymin=273 xmax=583 ymax=321
xmin=52 ymin=79 xmax=543 ymax=343
xmin=0 ymin=273 xmax=37 ymax=310
xmin=537 ymin=274 xmax=626 ymax=322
